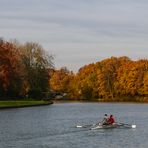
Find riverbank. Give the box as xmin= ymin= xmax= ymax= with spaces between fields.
xmin=0 ymin=100 xmax=53 ymax=109
xmin=52 ymin=96 xmax=148 ymax=103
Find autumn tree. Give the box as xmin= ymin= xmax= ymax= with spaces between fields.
xmin=95 ymin=57 xmax=123 ymax=100
xmin=50 ymin=67 xmax=74 ymax=98
xmin=73 ymin=64 xmax=98 ymax=100
xmin=19 ymin=42 xmax=54 ymax=99
xmin=0 ymin=39 xmax=24 ymax=99
xmin=49 ymin=56 xmax=148 ymax=102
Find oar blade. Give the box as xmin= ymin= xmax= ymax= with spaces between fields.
xmin=76 ymin=125 xmax=83 ymax=128
xmin=132 ymin=125 xmax=136 ymax=128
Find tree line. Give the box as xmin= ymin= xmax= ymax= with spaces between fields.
xmin=50 ymin=57 xmax=148 ymax=102
xmin=0 ymin=39 xmax=53 ymax=100
xmin=0 ymin=39 xmax=148 ymax=102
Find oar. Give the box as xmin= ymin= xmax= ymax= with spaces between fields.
xmin=76 ymin=124 xmax=95 ymax=128
xmin=116 ymin=122 xmax=136 ymax=128
xmin=76 ymin=122 xmax=102 ymax=128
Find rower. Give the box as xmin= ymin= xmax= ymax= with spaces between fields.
xmin=107 ymin=115 xmax=115 ymax=125
xmin=101 ymin=114 xmax=109 ymax=125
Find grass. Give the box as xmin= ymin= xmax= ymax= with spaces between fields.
xmin=0 ymin=100 xmax=53 ymax=108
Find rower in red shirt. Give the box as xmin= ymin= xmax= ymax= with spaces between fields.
xmin=107 ymin=115 xmax=115 ymax=125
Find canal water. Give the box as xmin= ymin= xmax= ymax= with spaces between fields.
xmin=0 ymin=103 xmax=148 ymax=148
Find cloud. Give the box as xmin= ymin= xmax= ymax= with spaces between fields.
xmin=0 ymin=0 xmax=148 ymax=72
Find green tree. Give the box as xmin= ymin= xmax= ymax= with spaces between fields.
xmin=20 ymin=42 xmax=54 ymax=99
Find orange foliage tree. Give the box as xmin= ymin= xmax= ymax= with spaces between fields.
xmin=0 ymin=39 xmax=24 ymax=98
xmin=50 ymin=67 xmax=74 ymax=98
xmin=50 ymin=56 xmax=148 ymax=102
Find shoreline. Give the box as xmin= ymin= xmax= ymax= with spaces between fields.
xmin=0 ymin=100 xmax=53 ymax=109
xmin=52 ymin=99 xmax=148 ymax=104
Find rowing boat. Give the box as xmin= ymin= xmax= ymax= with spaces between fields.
xmin=90 ymin=123 xmax=136 ymax=130
xmin=90 ymin=123 xmax=118 ymax=130
xmin=76 ymin=123 xmax=136 ymax=130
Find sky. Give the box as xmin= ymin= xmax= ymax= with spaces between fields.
xmin=0 ymin=0 xmax=148 ymax=72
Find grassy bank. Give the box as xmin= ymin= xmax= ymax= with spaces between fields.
xmin=0 ymin=100 xmax=53 ymax=109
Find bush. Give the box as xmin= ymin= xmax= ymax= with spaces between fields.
xmin=28 ymin=88 xmax=42 ymax=100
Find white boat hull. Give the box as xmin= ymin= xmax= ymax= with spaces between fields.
xmin=90 ymin=123 xmax=136 ymax=130
xmin=91 ymin=124 xmax=118 ymax=130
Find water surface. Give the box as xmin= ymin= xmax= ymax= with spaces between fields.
xmin=0 ymin=103 xmax=148 ymax=148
